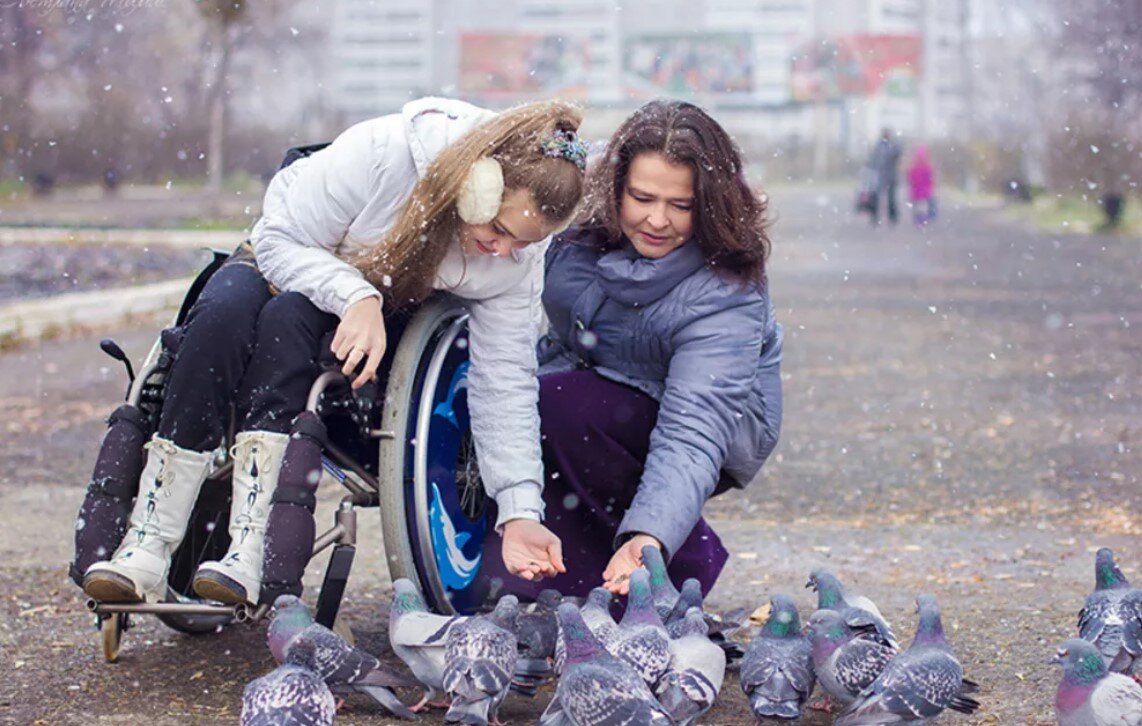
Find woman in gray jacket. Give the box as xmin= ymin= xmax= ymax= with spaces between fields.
xmin=483 ymin=100 xmax=783 ymax=599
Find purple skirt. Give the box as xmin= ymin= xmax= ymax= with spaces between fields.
xmin=479 ymin=370 xmax=728 ymax=601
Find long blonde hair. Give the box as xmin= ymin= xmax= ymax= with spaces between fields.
xmin=355 ymin=100 xmax=585 ymax=308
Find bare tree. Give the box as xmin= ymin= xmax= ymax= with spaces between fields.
xmin=196 ymin=0 xmax=251 ymax=195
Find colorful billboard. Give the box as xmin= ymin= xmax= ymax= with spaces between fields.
xmin=790 ymin=34 xmax=921 ymax=101
xmin=623 ymin=33 xmax=754 ymax=97
xmin=458 ymin=33 xmax=593 ymax=100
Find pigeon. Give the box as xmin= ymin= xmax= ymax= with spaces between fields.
xmin=267 ymin=595 xmax=418 ymax=719
xmin=556 ymin=587 xmax=621 ymax=675
xmin=389 ymin=578 xmax=468 ymax=711
xmin=1053 ymin=637 xmax=1142 ymax=726
xmin=806 ymin=607 xmax=897 ymax=707
xmin=835 ymin=594 xmax=980 ymax=725
xmin=539 ymin=603 xmax=672 ymax=725
xmin=443 ymin=594 xmax=519 ymax=726
xmin=641 ymin=545 xmax=681 ymax=620
xmin=517 ymin=589 xmax=562 ymax=659
xmin=807 ymin=568 xmax=899 ymax=649
xmin=665 ymin=579 xmax=704 ymax=634
xmin=654 ymin=607 xmax=726 ymax=725
xmin=663 ymin=577 xmax=747 ymax=662
xmin=612 ymin=568 xmax=673 ymax=689
xmin=740 ymin=593 xmax=816 ymax=719
xmin=512 ymin=589 xmax=562 ymax=696
xmin=242 ymin=637 xmax=337 ymax=726
xmin=1079 ymin=547 xmax=1142 ymax=675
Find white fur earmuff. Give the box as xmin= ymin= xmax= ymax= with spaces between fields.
xmin=456 ymin=156 xmax=504 ymax=225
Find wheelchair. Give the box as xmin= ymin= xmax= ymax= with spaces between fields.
xmin=85 ymin=248 xmax=492 ymax=662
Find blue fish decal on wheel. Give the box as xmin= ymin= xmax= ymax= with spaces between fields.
xmin=432 ymin=361 xmax=470 ymax=429
xmin=428 ymin=482 xmax=481 ymax=590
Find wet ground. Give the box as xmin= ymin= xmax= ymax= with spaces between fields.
xmin=0 ymin=242 xmax=204 ymax=302
xmin=0 ymin=187 xmax=1139 ymax=724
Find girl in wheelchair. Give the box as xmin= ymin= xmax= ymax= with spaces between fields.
xmin=481 ymin=99 xmax=783 ymax=601
xmin=74 ymin=97 xmax=586 ymax=606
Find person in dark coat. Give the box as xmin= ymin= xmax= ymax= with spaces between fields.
xmin=481 ymin=99 xmax=783 ymax=599
xmin=867 ymin=127 xmax=902 ymax=226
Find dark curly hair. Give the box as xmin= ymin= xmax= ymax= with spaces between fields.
xmin=577 ymin=99 xmax=771 ymax=282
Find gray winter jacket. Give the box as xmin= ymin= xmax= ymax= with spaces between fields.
xmin=538 ymin=227 xmax=783 ymax=559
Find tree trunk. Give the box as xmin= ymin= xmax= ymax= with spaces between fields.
xmin=205 ymin=18 xmax=232 ymax=196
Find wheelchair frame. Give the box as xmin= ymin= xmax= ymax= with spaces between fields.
xmin=88 ymin=251 xmax=487 ymax=662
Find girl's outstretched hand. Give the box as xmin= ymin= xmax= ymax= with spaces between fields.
xmin=332 ymin=296 xmax=386 ymax=389
xmin=603 ymin=533 xmax=662 ymax=595
xmin=501 ymin=519 xmax=566 ymax=582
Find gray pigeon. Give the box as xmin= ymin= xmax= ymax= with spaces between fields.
xmin=517 ymin=589 xmax=562 ymax=660
xmin=835 ymin=594 xmax=980 ymax=725
xmin=512 ymin=590 xmax=563 ymax=697
xmin=806 ymin=607 xmax=897 ymax=707
xmin=556 ymin=587 xmax=620 ymax=675
xmin=242 ymin=639 xmax=336 ymax=726
xmin=612 ymin=568 xmax=673 ymax=689
xmin=539 ymin=603 xmax=671 ymax=725
xmin=389 ymin=578 xmax=468 ymax=711
xmin=641 ymin=545 xmax=681 ymax=620
xmin=267 ymin=595 xmax=418 ymax=719
xmin=807 ymin=568 xmax=899 ymax=649
xmin=665 ymin=579 xmax=704 ymax=635
xmin=1053 ymin=637 xmax=1142 ymax=726
xmin=443 ymin=595 xmax=519 ymax=726
xmin=654 ymin=607 xmax=726 ymax=725
xmin=1079 ymin=548 xmax=1142 ymax=675
xmin=740 ymin=593 xmax=816 ymax=719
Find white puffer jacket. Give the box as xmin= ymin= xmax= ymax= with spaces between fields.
xmin=250 ymin=97 xmax=546 ymax=528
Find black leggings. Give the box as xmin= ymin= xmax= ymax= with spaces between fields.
xmin=159 ymin=259 xmax=338 ymax=451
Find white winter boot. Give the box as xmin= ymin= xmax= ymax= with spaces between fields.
xmin=83 ymin=437 xmax=213 ymax=603
xmin=192 ymin=430 xmax=288 ymax=605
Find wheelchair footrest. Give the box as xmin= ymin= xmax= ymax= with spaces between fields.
xmin=315 ymin=543 xmax=355 ymax=628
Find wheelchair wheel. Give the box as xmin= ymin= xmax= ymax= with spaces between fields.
xmin=101 ymin=613 xmax=128 ymax=663
xmin=156 ymin=472 xmax=235 ymax=634
xmin=379 ymin=296 xmax=489 ymax=615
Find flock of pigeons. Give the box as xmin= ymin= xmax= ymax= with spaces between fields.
xmin=239 ymin=546 xmax=1142 ymax=725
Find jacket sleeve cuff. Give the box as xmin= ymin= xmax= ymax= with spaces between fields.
xmin=616 ymin=513 xmax=686 ymax=563
xmin=493 ymin=481 xmax=545 ymax=532
xmin=336 ymin=286 xmax=383 ymax=319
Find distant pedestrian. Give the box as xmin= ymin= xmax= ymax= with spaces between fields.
xmin=866 ymin=128 xmax=901 ymax=226
xmin=907 ymin=145 xmax=936 ymax=226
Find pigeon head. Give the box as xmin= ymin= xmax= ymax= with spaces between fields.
xmin=586 ymin=587 xmax=614 ymax=611
xmin=491 ymin=594 xmax=520 ymax=631
xmin=557 ymin=602 xmax=605 ymax=664
xmin=806 ymin=609 xmax=847 ymax=642
xmin=621 ymin=568 xmax=663 ymax=628
xmin=678 ymin=579 xmax=703 ymax=610
xmin=391 ymin=578 xmax=429 ymax=616
xmin=1053 ymin=638 xmax=1107 ymax=686
xmin=675 ymin=607 xmax=709 ymax=638
xmin=912 ymin=593 xmax=947 ymax=645
xmin=267 ymin=595 xmax=314 ymax=663
xmin=536 ymin=589 xmax=563 ymax=611
xmin=762 ymin=593 xmax=802 ymax=638
xmin=1093 ymin=547 xmax=1130 ymax=590
xmin=806 ymin=569 xmax=845 ymax=609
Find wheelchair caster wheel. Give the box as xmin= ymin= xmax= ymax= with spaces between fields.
xmin=100 ymin=613 xmax=129 ymax=663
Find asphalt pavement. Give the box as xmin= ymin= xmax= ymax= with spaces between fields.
xmin=0 ymin=186 xmax=1139 ymax=724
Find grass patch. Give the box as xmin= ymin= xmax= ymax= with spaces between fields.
xmin=1003 ymin=193 xmax=1141 ymax=236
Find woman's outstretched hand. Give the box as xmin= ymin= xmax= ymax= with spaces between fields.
xmin=603 ymin=533 xmax=662 ymax=595
xmin=332 ymin=296 xmax=386 ymax=389
xmin=501 ymin=519 xmax=566 ymax=582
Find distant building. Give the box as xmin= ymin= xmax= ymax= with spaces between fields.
xmin=326 ymin=0 xmax=974 ymax=159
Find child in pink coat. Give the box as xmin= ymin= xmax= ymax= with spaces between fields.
xmin=907 ymin=146 xmax=936 ymax=226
